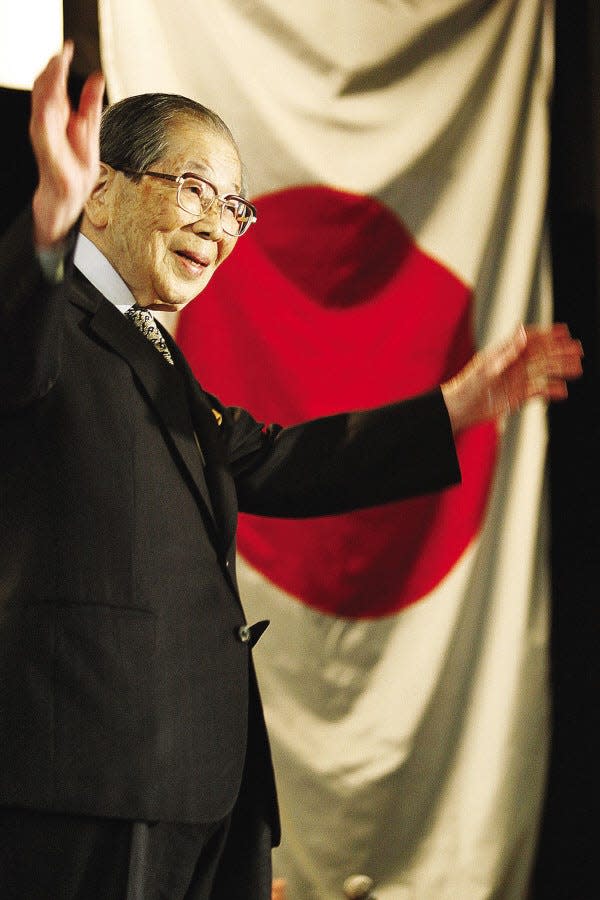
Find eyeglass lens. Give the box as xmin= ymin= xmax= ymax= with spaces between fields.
xmin=178 ymin=178 xmax=253 ymax=235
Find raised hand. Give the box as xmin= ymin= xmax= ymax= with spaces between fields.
xmin=30 ymin=41 xmax=105 ymax=248
xmin=441 ymin=323 xmax=584 ymax=434
xmin=271 ymin=879 xmax=287 ymax=900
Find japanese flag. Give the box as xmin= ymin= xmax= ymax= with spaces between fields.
xmin=100 ymin=2 xmax=553 ymax=896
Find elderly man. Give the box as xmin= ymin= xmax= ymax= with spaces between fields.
xmin=0 ymin=43 xmax=582 ymax=900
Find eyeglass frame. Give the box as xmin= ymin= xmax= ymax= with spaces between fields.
xmin=113 ymin=166 xmax=258 ymax=236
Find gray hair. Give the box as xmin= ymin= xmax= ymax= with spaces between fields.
xmin=100 ymin=93 xmax=247 ymax=194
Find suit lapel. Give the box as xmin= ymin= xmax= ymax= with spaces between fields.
xmin=74 ymin=286 xmax=220 ymax=541
xmin=163 ymin=332 xmax=238 ymax=556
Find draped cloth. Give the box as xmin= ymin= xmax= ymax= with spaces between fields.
xmin=99 ymin=3 xmax=554 ymax=896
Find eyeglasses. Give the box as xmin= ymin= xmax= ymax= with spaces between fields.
xmin=115 ymin=167 xmax=257 ymax=236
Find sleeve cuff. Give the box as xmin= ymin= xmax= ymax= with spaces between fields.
xmin=36 ymin=243 xmax=67 ymax=284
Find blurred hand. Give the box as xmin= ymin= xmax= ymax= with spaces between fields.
xmin=30 ymin=41 xmax=105 ymax=248
xmin=441 ymin=323 xmax=584 ymax=434
xmin=272 ymin=877 xmax=287 ymax=900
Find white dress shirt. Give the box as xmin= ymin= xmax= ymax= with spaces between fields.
xmin=73 ymin=232 xmax=136 ymax=313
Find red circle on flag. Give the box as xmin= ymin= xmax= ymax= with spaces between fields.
xmin=178 ymin=186 xmax=497 ymax=618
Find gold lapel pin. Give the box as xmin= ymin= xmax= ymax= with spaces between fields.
xmin=211 ymin=409 xmax=223 ymax=426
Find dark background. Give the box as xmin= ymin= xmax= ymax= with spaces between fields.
xmin=0 ymin=2 xmax=597 ymax=897
xmin=533 ymin=2 xmax=599 ymax=898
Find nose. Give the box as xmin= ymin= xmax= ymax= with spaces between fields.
xmin=190 ymin=202 xmax=225 ymax=240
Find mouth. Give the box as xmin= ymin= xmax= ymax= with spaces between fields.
xmin=174 ymin=249 xmax=211 ymax=275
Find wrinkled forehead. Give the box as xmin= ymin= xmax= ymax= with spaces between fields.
xmin=163 ymin=113 xmax=244 ymax=191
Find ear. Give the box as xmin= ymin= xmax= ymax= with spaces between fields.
xmin=84 ymin=162 xmax=117 ymax=228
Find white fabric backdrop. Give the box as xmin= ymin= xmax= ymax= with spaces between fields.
xmin=100 ymin=2 xmax=553 ymax=896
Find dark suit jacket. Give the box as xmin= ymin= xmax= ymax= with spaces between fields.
xmin=0 ymin=208 xmax=460 ymax=839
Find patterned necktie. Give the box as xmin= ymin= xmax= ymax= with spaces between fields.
xmin=125 ymin=304 xmax=174 ymax=366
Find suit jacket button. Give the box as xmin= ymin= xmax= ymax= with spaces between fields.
xmin=237 ymin=625 xmax=251 ymax=643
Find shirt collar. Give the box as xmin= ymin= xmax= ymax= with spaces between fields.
xmin=74 ymin=233 xmax=136 ymax=313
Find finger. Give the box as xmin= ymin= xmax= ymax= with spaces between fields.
xmin=33 ymin=42 xmax=73 ymax=102
xmin=551 ymin=336 xmax=584 ymax=358
xmin=525 ymin=336 xmax=584 ymax=373
xmin=72 ymin=71 xmax=105 ymax=164
xmin=524 ymin=322 xmax=571 ymax=341
xmin=545 ymin=334 xmax=583 ymax=358
xmin=525 ymin=365 xmax=580 ymax=394
xmin=59 ymin=40 xmax=74 ymax=90
xmin=554 ymin=352 xmax=584 ymax=378
xmin=77 ymin=71 xmax=105 ymax=122
xmin=31 ymin=58 xmax=60 ymax=120
xmin=549 ymin=322 xmax=572 ymax=339
xmin=526 ymin=327 xmax=583 ymax=364
xmin=30 ymin=44 xmax=73 ymax=143
xmin=525 ymin=369 xmax=571 ymax=399
xmin=540 ymin=379 xmax=569 ymax=401
xmin=530 ymin=347 xmax=584 ymax=379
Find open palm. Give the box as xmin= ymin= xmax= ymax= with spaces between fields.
xmin=442 ymin=323 xmax=583 ymax=433
xmin=30 ymin=42 xmax=105 ymax=248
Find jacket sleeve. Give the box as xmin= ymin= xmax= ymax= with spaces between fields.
xmin=0 ymin=207 xmax=77 ymax=412
xmin=222 ymin=387 xmax=461 ymax=518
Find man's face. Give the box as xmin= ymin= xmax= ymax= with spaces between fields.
xmin=96 ymin=116 xmax=243 ymax=311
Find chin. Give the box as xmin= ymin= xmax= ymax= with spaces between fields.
xmin=150 ymin=295 xmax=197 ymax=312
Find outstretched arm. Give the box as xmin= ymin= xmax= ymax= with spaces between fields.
xmin=441 ymin=323 xmax=583 ymax=434
xmin=30 ymin=41 xmax=104 ymax=249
